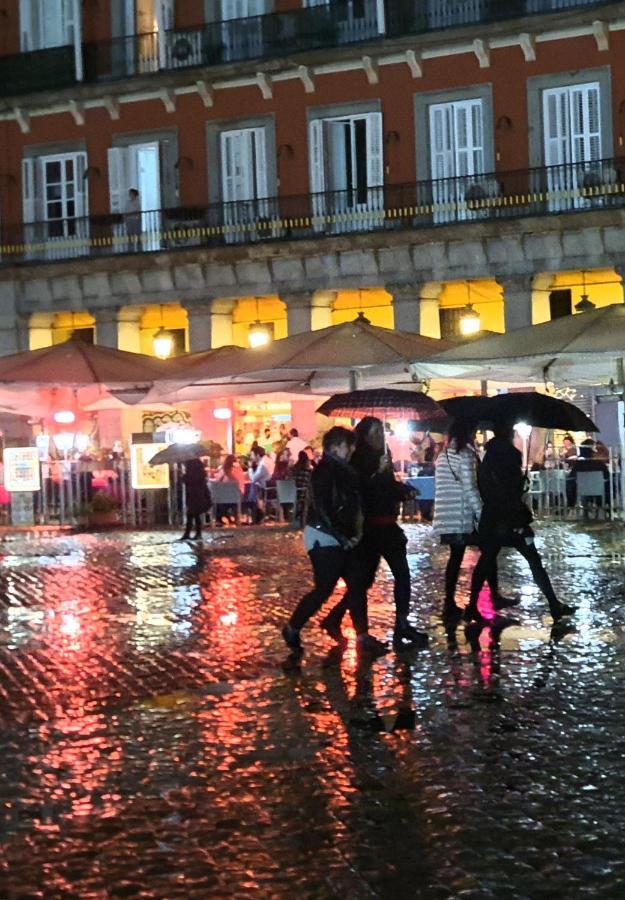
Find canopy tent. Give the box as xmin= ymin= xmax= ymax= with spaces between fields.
xmin=0 ymin=339 xmax=169 ymax=388
xmin=0 ymin=340 xmax=170 ymax=418
xmin=146 ymin=319 xmax=453 ymax=403
xmin=415 ymin=303 xmax=625 ymax=387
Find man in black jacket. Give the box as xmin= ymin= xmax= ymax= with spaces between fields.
xmin=468 ymin=423 xmax=576 ymax=625
xmin=321 ymin=417 xmax=429 ymax=650
xmin=282 ymin=426 xmax=388 ymax=657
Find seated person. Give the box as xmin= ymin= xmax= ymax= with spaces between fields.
xmin=570 ymin=442 xmax=609 ymax=511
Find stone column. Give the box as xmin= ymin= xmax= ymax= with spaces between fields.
xmin=500 ymin=276 xmax=533 ymax=332
xmin=184 ymin=302 xmax=213 ymax=352
xmin=210 ymin=298 xmax=235 ymax=348
xmin=94 ymin=307 xmax=120 ymax=349
xmin=117 ymin=305 xmax=143 ymax=354
xmin=388 ymin=283 xmax=421 ymax=333
xmin=282 ymin=291 xmax=314 ymax=336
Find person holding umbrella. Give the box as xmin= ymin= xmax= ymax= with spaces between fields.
xmin=281 ymin=426 xmax=388 ymax=657
xmin=180 ymin=457 xmax=212 ymax=541
xmin=467 ymin=422 xmax=576 ymax=624
xmin=320 ymin=417 xmax=429 ymax=650
xmin=433 ymin=419 xmax=514 ymax=625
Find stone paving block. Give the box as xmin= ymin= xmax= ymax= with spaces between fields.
xmin=0 ymin=525 xmax=623 ymax=897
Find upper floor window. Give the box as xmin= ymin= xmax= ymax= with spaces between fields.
xmin=108 ymin=141 xmax=163 ymax=252
xmin=303 ymin=0 xmax=383 ymax=42
xmin=20 ymin=0 xmax=78 ymax=50
xmin=427 ymin=96 xmax=497 ymax=223
xmin=22 ymin=151 xmax=89 ymax=258
xmin=542 ymin=82 xmax=604 ymax=211
xmin=309 ymin=110 xmax=383 ymax=233
xmin=543 ymin=82 xmax=601 ymax=168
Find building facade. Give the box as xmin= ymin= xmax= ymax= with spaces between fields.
xmin=0 ymin=0 xmax=624 ymax=358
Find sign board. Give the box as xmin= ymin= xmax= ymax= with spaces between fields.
xmin=4 ymin=447 xmax=41 ymax=492
xmin=130 ymin=443 xmax=169 ymax=490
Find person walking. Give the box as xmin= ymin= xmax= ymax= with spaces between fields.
xmin=180 ymin=457 xmax=212 ymax=540
xmin=320 ymin=417 xmax=428 ymax=650
xmin=281 ymin=426 xmax=388 ymax=657
xmin=433 ymin=420 xmax=515 ymax=625
xmin=467 ymin=423 xmax=577 ymax=625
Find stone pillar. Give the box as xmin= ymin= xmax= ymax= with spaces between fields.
xmin=27 ymin=312 xmax=54 ymax=350
xmin=283 ymin=291 xmax=314 ymax=336
xmin=94 ymin=307 xmax=120 ymax=349
xmin=117 ymin=306 xmax=143 ymax=354
xmin=388 ymin=283 xmax=421 ymax=333
xmin=184 ymin=303 xmax=213 ymax=352
xmin=500 ymin=276 xmax=533 ymax=332
xmin=211 ymin=298 xmax=235 ymax=348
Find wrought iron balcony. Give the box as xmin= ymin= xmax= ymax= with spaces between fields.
xmin=0 ymin=45 xmax=75 ymax=98
xmin=0 ymin=0 xmax=616 ymax=97
xmin=385 ymin=0 xmax=616 ymax=35
xmin=2 ymin=158 xmax=624 ymax=267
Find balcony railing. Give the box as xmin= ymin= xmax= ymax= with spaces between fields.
xmin=2 ymin=158 xmax=624 ymax=267
xmin=0 ymin=45 xmax=75 ymax=98
xmin=385 ymin=0 xmax=615 ymax=35
xmin=0 ymin=0 xmax=615 ymax=97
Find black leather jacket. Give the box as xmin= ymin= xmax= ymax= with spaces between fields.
xmin=351 ymin=442 xmax=413 ymax=520
xmin=305 ymin=452 xmax=363 ymax=548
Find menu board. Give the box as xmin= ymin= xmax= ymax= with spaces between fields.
xmin=130 ymin=443 xmax=169 ymax=490
xmin=4 ymin=447 xmax=41 ymax=492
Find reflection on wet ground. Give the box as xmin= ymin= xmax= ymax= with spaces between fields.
xmin=1 ymin=523 xmax=625 ymax=897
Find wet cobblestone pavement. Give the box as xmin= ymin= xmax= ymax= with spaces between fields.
xmin=1 ymin=522 xmax=625 ymax=898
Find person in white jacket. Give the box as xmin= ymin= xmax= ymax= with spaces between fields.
xmin=433 ymin=420 xmax=512 ymax=624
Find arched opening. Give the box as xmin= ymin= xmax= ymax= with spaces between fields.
xmin=29 ymin=311 xmax=96 ymax=350
xmin=437 ymin=279 xmax=504 ymax=340
xmin=531 ymin=268 xmax=623 ymax=324
xmin=331 ymin=288 xmax=393 ymax=327
xmin=139 ymin=303 xmax=188 ymax=357
xmin=231 ymin=295 xmax=287 ymax=348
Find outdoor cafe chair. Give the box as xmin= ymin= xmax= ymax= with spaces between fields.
xmin=275 ymin=479 xmax=297 ymax=522
xmin=576 ymin=470 xmax=607 ymax=519
xmin=209 ymin=481 xmax=242 ymax=526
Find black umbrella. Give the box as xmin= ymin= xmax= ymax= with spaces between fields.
xmin=440 ymin=393 xmax=597 ymax=432
xmin=317 ymin=388 xmax=448 ymax=428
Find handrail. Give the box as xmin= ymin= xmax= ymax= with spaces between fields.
xmin=0 ymin=0 xmax=613 ymax=97
xmin=2 ymin=156 xmax=624 ymax=266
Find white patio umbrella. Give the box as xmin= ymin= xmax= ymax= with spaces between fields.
xmin=415 ymin=302 xmax=625 ymax=388
xmin=147 ymin=317 xmax=453 ymax=402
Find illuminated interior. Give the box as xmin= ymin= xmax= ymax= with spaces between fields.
xmin=331 ymin=288 xmax=393 ymax=328
xmin=531 ymin=268 xmax=623 ymax=323
xmin=138 ymin=303 xmax=188 ymax=356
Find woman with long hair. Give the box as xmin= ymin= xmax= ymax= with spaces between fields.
xmin=433 ymin=420 xmax=512 ymax=625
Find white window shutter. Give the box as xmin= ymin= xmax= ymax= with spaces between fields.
xmin=470 ymin=100 xmax=484 ymax=173
xmin=107 ymin=147 xmax=127 ymax=214
xmin=220 ymin=131 xmax=235 ymax=203
xmin=22 ymin=157 xmax=36 ymax=223
xmin=309 ymin=119 xmax=326 ymax=195
xmin=543 ymin=88 xmax=566 ymax=167
xmin=19 ymin=0 xmax=34 ymax=50
xmin=571 ymin=83 xmax=601 ymax=163
xmin=365 ymin=111 xmax=383 ymax=187
xmin=75 ymin=151 xmax=88 ymax=217
xmin=252 ymin=128 xmax=268 ymax=199
xmin=429 ymin=103 xmax=454 ymax=180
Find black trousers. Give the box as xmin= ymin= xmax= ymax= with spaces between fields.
xmin=327 ymin=524 xmax=410 ymax=627
xmin=470 ymin=532 xmax=558 ymax=611
xmin=445 ymin=544 xmax=499 ymax=608
xmin=289 ymin=544 xmax=369 ymax=635
xmin=183 ymin=513 xmax=202 ymax=536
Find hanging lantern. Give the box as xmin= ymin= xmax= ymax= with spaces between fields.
xmin=459 ymin=304 xmax=481 ymax=336
xmin=153 ymin=327 xmax=174 ymax=359
xmin=248 ymin=320 xmax=271 ymax=349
